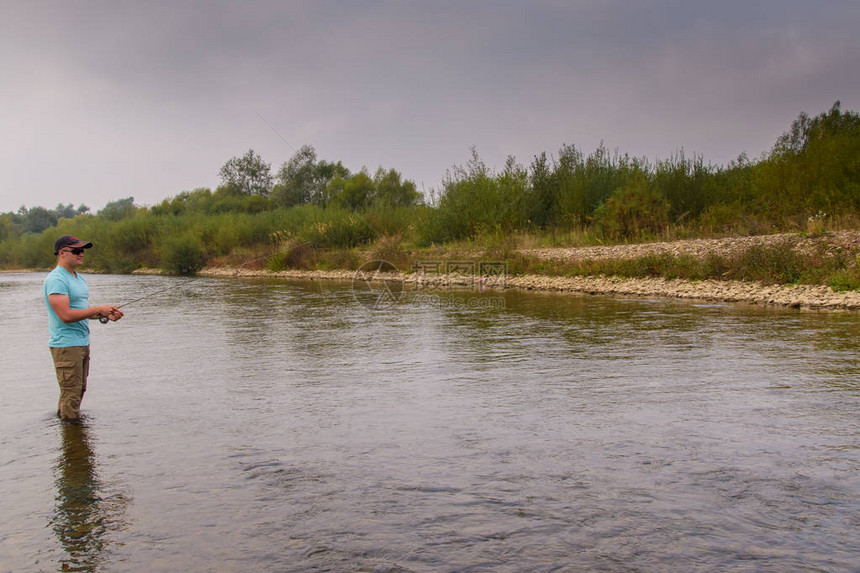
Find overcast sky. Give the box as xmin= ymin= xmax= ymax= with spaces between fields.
xmin=2 ymin=0 xmax=858 ymax=213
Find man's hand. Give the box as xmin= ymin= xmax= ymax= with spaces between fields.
xmin=93 ymin=304 xmax=123 ymax=322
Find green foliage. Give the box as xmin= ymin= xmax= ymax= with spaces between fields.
xmin=828 ymin=265 xmax=860 ymax=292
xmin=2 ymin=102 xmax=860 ymax=288
xmin=372 ymin=167 xmax=422 ymax=207
xmin=527 ymin=152 xmax=554 ymax=227
xmin=653 ymin=151 xmax=712 ymax=222
xmin=14 ymin=232 xmax=56 ymax=269
xmin=266 ymin=240 xmax=318 ymax=271
xmin=724 ymin=242 xmax=803 ymax=284
xmin=151 ymin=188 xmax=214 ymax=216
xmin=298 ymin=208 xmax=376 ymax=248
xmin=370 ymin=234 xmax=413 ymax=271
xmin=773 ymin=101 xmax=859 ymax=157
xmin=363 ymin=205 xmax=425 ymax=240
xmin=593 ymin=174 xmax=670 ymax=239
xmin=271 ymin=145 xmax=350 ymax=208
xmin=54 ymin=203 xmax=89 ymax=219
xmin=218 ymin=149 xmax=273 ymax=196
xmin=557 ymin=143 xmax=636 ymax=226
xmin=161 ymin=234 xmax=206 ymax=276
xmin=330 ymin=170 xmax=376 ymax=210
xmin=428 ymin=149 xmax=531 ymax=243
xmin=325 ymin=167 xmax=421 ymax=211
xmin=755 ymin=102 xmax=860 ymax=220
xmin=314 ymin=249 xmax=362 ymax=271
xmin=0 ymin=213 xmax=19 ymax=242
xmin=19 ymin=206 xmax=58 ymax=233
xmin=506 ymin=243 xmax=858 ymax=289
xmin=98 ymin=197 xmax=136 ymax=221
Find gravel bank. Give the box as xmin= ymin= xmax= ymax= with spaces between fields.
xmin=199 ymin=256 xmax=860 ymax=311
xmin=520 ymin=230 xmax=860 ymax=261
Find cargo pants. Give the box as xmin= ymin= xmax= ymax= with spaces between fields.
xmin=50 ymin=346 xmax=90 ymax=421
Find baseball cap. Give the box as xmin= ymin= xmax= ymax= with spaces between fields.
xmin=54 ymin=235 xmax=93 ymax=254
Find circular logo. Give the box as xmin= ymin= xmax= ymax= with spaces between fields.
xmin=352 ymin=260 xmax=403 ymax=308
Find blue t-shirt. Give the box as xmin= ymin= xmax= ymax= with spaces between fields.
xmin=44 ymin=266 xmax=90 ymax=347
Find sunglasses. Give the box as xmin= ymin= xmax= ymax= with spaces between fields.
xmin=63 ymin=248 xmax=86 ymax=255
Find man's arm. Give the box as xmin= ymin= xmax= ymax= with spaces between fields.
xmin=48 ymin=294 xmax=123 ymax=323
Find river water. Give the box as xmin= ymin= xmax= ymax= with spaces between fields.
xmin=1 ymin=272 xmax=858 ymax=572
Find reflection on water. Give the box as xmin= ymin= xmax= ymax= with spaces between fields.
xmin=51 ymin=420 xmax=129 ymax=572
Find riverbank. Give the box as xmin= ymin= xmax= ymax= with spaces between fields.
xmin=197 ymin=264 xmax=860 ymax=311
xmin=134 ymin=231 xmax=860 ymax=310
xmin=520 ymin=230 xmax=860 ymax=262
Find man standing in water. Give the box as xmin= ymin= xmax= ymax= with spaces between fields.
xmin=44 ymin=235 xmax=123 ymax=422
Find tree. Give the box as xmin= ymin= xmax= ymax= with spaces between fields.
xmin=372 ymin=167 xmax=421 ymax=207
xmin=19 ymin=206 xmax=58 ymax=233
xmin=330 ymin=170 xmax=375 ymax=210
xmin=151 ymin=188 xmax=214 ymax=216
xmin=98 ymin=197 xmax=136 ymax=221
xmin=763 ymin=101 xmax=860 ymax=216
xmin=55 ymin=203 xmax=77 ymax=219
xmin=0 ymin=212 xmax=22 ymax=240
xmin=773 ymin=101 xmax=860 ymax=158
xmin=314 ymin=160 xmax=351 ymax=203
xmin=271 ymin=145 xmax=350 ymax=208
xmin=52 ymin=203 xmax=88 ymax=219
xmin=528 ymin=152 xmax=557 ymax=228
xmin=218 ymin=149 xmax=273 ymax=196
xmin=272 ymin=145 xmax=318 ymax=208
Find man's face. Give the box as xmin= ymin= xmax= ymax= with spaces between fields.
xmin=59 ymin=247 xmax=86 ymax=266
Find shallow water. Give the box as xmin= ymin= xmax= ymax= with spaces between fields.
xmin=1 ymin=272 xmax=858 ymax=572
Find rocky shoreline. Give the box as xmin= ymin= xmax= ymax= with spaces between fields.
xmin=117 ymin=231 xmax=854 ymax=310
xmin=520 ymin=230 xmax=860 ymax=261
xmin=198 ymin=262 xmax=860 ymax=311
xmin=191 ymin=231 xmax=860 ymax=310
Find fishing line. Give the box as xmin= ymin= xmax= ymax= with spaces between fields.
xmin=98 ymin=241 xmax=315 ymax=323
xmin=98 ymin=276 xmax=206 ymax=323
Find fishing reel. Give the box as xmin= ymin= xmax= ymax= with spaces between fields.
xmin=98 ymin=314 xmax=110 ymax=324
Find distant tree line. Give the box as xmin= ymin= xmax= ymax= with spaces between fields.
xmin=1 ymin=101 xmax=858 ymax=274
xmin=426 ymin=101 xmax=860 ymax=242
xmin=151 ymin=144 xmax=423 ymax=217
xmin=0 ymin=203 xmax=89 ymax=237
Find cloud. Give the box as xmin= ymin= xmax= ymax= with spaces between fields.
xmin=1 ymin=0 xmax=858 ymax=212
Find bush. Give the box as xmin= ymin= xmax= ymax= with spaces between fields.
xmin=14 ymin=233 xmax=56 ymax=269
xmin=298 ymin=209 xmax=376 ymax=248
xmin=315 ymin=249 xmax=362 ymax=271
xmin=432 ymin=150 xmax=531 ymax=242
xmin=266 ymin=240 xmax=317 ymax=271
xmin=728 ymin=242 xmax=803 ymax=284
xmin=829 ymin=267 xmax=860 ymax=292
xmin=161 ymin=235 xmax=206 ymax=275
xmin=593 ymin=176 xmax=670 ymax=240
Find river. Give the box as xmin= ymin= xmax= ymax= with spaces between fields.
xmin=1 ymin=272 xmax=858 ymax=572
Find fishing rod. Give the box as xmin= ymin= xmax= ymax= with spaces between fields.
xmin=98 ymin=241 xmax=314 ymax=323
xmin=98 ymin=276 xmax=205 ymax=323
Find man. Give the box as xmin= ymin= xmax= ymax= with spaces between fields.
xmin=44 ymin=235 xmax=123 ymax=422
